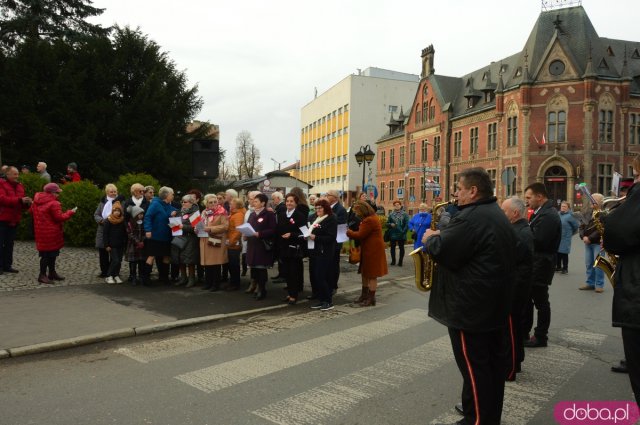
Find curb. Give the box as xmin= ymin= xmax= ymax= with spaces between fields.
xmin=1 ymin=279 xmax=407 ymax=360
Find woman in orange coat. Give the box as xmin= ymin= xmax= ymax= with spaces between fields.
xmin=346 ymin=201 xmax=388 ymax=306
xmin=226 ymin=198 xmax=246 ymax=290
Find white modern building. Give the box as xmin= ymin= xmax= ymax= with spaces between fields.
xmin=299 ymin=67 xmax=419 ymax=198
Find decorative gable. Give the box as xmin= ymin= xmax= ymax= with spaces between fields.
xmin=536 ymin=39 xmax=580 ymax=82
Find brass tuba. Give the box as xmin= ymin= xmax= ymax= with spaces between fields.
xmin=410 ymin=201 xmax=452 ymax=292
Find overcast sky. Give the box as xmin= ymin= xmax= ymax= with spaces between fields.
xmin=92 ymin=0 xmax=637 ymax=173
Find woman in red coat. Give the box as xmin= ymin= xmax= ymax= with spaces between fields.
xmin=31 ymin=183 xmax=76 ymax=284
xmin=346 ymin=201 xmax=388 ymax=306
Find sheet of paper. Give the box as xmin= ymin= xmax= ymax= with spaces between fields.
xmin=195 ymin=220 xmax=208 ymax=237
xmin=336 ymin=223 xmax=349 ymax=243
xmin=299 ymin=225 xmax=311 ymax=238
xmin=307 ymin=239 xmax=315 ymax=250
xmin=169 ymin=217 xmax=183 ymax=236
xmin=236 ymin=222 xmax=257 ymax=237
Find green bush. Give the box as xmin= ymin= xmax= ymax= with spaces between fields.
xmin=58 ymin=181 xmax=103 ymax=247
xmin=115 ymin=173 xmax=160 ymax=198
xmin=16 ymin=173 xmax=48 ymax=240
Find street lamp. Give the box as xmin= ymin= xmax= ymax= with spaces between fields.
xmin=271 ymin=158 xmax=287 ymax=170
xmin=354 ymin=145 xmax=375 ymax=191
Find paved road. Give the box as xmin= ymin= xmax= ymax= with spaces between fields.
xmin=0 ymin=244 xmax=633 ymax=425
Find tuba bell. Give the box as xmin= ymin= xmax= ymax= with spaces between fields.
xmin=410 ymin=201 xmax=451 ymax=292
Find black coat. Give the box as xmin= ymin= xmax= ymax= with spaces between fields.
xmin=123 ymin=197 xmax=150 ymax=220
xmin=512 ymin=218 xmax=534 ymax=291
xmin=103 ymin=220 xmax=127 ymax=249
xmin=275 ymin=208 xmax=306 ymax=257
xmin=529 ymin=199 xmax=561 ymax=286
xmin=309 ymin=215 xmax=337 ymax=257
xmin=425 ymin=197 xmax=517 ymax=332
xmin=603 ymin=183 xmax=640 ymax=329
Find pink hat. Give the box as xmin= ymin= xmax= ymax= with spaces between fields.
xmin=44 ymin=183 xmax=62 ymax=193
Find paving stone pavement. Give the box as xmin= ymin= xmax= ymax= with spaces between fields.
xmin=0 ymin=240 xmax=111 ymax=292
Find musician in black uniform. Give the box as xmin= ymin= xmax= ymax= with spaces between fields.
xmin=523 ymin=182 xmax=561 ymax=348
xmin=603 ymin=159 xmax=640 ymax=403
xmin=424 ymin=168 xmax=517 ymax=425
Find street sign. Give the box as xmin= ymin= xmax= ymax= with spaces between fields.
xmin=409 ymin=195 xmax=415 ymax=202
xmin=424 ymin=183 xmax=441 ymax=191
xmin=501 ymin=168 xmax=516 ymax=185
xmin=397 ymin=187 xmax=404 ymax=199
xmin=408 ymin=166 xmax=441 ymax=174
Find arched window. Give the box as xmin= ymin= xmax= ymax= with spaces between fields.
xmin=598 ymin=93 xmax=615 ymax=144
xmin=546 ymin=95 xmax=568 ymax=143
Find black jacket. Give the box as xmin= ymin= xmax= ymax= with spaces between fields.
xmin=603 ymin=183 xmax=640 ymax=329
xmin=103 ymin=220 xmax=127 ymax=249
xmin=512 ymin=218 xmax=534 ymax=291
xmin=529 ymin=199 xmax=561 ymax=286
xmin=275 ymin=208 xmax=306 ymax=257
xmin=425 ymin=197 xmax=517 ymax=332
xmin=309 ymin=215 xmax=337 ymax=257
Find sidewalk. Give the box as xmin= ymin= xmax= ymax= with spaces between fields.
xmin=0 ymin=241 xmax=416 ymax=358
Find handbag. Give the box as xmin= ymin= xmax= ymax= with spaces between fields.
xmin=207 ymin=237 xmax=222 ymax=247
xmin=171 ymin=236 xmax=187 ymax=250
xmin=383 ymin=228 xmax=391 ymax=242
xmin=261 ymin=238 xmax=274 ymax=251
xmin=348 ymin=244 xmax=361 ymax=264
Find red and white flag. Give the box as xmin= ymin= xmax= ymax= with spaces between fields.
xmin=189 ymin=210 xmax=202 ymax=226
xmin=533 ymin=132 xmax=546 ymax=145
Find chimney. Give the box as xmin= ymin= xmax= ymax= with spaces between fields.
xmin=421 ymin=45 xmax=435 ymax=78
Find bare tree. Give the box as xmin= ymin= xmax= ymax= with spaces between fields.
xmin=234 ymin=130 xmax=262 ymax=179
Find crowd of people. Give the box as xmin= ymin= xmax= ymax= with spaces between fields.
xmin=85 ymin=182 xmax=388 ymax=312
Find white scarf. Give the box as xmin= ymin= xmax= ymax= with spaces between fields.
xmin=132 ymin=196 xmax=143 ymax=207
xmin=102 ymin=196 xmax=116 ymax=220
xmin=309 ymin=214 xmax=328 ymax=229
xmin=286 ymin=208 xmax=295 ymax=218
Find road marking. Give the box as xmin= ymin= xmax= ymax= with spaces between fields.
xmin=175 ymin=309 xmax=429 ymax=393
xmin=430 ymin=329 xmax=607 ymax=425
xmin=252 ymin=335 xmax=451 ymax=425
xmin=115 ymin=305 xmax=368 ymax=363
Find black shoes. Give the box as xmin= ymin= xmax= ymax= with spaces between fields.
xmin=524 ymin=336 xmax=548 ymax=348
xmin=454 ymin=403 xmax=464 ymax=415
xmin=4 ymin=268 xmax=19 ymax=273
xmin=611 ymin=360 xmax=628 ymax=374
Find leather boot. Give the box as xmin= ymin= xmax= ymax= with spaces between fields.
xmin=38 ymin=274 xmax=52 ymax=284
xmin=185 ymin=276 xmax=196 ymax=288
xmin=360 ymin=290 xmax=376 ymax=307
xmin=48 ymin=271 xmax=65 ymax=281
xmin=353 ymin=287 xmax=369 ymax=303
xmin=245 ymin=280 xmax=257 ymax=294
xmin=255 ymin=281 xmax=267 ymax=300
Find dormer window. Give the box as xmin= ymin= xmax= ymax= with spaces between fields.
xmin=515 ymin=67 xmax=522 ymax=77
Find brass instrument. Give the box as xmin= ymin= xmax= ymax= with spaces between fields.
xmin=592 ymin=207 xmax=617 ymax=288
xmin=410 ymin=201 xmax=452 ymax=292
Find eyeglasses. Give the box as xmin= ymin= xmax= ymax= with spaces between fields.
xmin=315 ymin=207 xmax=323 ymax=210
xmin=181 ymin=201 xmax=191 ymax=204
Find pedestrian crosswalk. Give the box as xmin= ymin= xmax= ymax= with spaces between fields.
xmin=115 ymin=307 xmax=613 ymax=424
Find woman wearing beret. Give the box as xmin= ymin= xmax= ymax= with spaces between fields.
xmin=31 ymin=183 xmax=76 ymax=284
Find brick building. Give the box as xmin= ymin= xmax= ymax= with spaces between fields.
xmin=376 ymin=4 xmax=640 ymax=214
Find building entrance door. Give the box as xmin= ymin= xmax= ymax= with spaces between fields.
xmin=544 ymin=166 xmax=568 ymax=209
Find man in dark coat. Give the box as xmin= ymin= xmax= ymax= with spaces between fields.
xmin=523 ymin=182 xmax=561 ymax=348
xmin=501 ymin=196 xmax=534 ymax=381
xmin=0 ymin=166 xmax=33 ymax=274
xmin=271 ymin=191 xmax=286 ymax=283
xmin=603 ymin=170 xmax=640 ymax=404
xmin=424 ymin=167 xmax=517 ymax=425
xmin=326 ymin=190 xmax=347 ymax=291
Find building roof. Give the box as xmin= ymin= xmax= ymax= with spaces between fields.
xmin=427 ymin=5 xmax=640 ymax=120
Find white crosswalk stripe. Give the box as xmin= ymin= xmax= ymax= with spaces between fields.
xmin=115 ymin=306 xmax=368 ymax=363
xmin=174 ymin=309 xmax=430 ymax=393
xmin=251 ymin=335 xmax=452 ymax=425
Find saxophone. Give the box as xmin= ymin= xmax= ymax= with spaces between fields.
xmin=592 ymin=206 xmax=617 ymax=288
xmin=410 ymin=201 xmax=451 ymax=292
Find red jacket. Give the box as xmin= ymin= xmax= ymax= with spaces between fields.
xmin=31 ymin=192 xmax=75 ymax=252
xmin=0 ymin=178 xmax=27 ymax=226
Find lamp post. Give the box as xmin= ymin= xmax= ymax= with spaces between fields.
xmin=270 ymin=158 xmax=287 ymax=171
xmin=354 ymin=145 xmax=375 ymax=192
